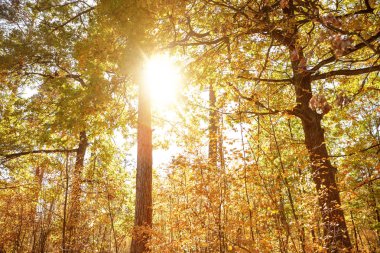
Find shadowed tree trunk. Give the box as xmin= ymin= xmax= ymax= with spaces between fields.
xmin=276 ymin=1 xmax=352 ymax=249
xmin=291 ymin=56 xmax=351 ymax=251
xmin=66 ymin=131 xmax=88 ymax=252
xmin=131 ymin=76 xmax=153 ymax=253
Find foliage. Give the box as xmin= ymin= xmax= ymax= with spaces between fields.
xmin=0 ymin=0 xmax=379 ymax=252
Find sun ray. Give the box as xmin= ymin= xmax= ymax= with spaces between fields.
xmin=143 ymin=54 xmax=182 ymax=108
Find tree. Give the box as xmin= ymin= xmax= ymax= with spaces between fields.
xmin=157 ymin=0 xmax=380 ymax=251
xmin=0 ymin=1 xmax=135 ymax=251
xmin=1 ymin=0 xmax=380 ymax=252
xmin=131 ymin=70 xmax=153 ymax=253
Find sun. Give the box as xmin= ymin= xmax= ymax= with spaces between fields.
xmin=143 ymin=54 xmax=182 ymax=107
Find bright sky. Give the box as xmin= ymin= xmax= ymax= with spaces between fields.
xmin=20 ymin=86 xmax=38 ymax=99
xmin=143 ymin=53 xmax=182 ymax=108
xmin=117 ymin=53 xmax=184 ymax=173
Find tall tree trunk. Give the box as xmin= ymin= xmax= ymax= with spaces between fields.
xmin=31 ymin=166 xmax=44 ymax=253
xmin=208 ymin=84 xmax=217 ymax=250
xmin=131 ymin=76 xmax=153 ymax=253
xmin=208 ymin=84 xmax=225 ymax=252
xmin=208 ymin=83 xmax=218 ymax=165
xmin=277 ymin=1 xmax=351 ymax=250
xmin=66 ymin=131 xmax=88 ymax=252
xmin=105 ymin=177 xmax=119 ymax=253
xmin=366 ymin=167 xmax=380 ymax=245
xmin=292 ymin=67 xmax=351 ymax=251
xmin=62 ymin=153 xmax=70 ymax=253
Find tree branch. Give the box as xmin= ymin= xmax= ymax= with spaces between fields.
xmin=310 ymin=30 xmax=380 ymax=72
xmin=226 ymin=82 xmax=297 ymax=117
xmin=238 ymin=74 xmax=292 ymax=83
xmin=170 ymin=36 xmax=228 ymax=47
xmin=329 ymin=143 xmax=380 ymax=158
xmin=52 ymin=6 xmax=95 ymax=31
xmin=311 ymin=65 xmax=380 ymax=80
xmin=24 ymin=72 xmax=86 ymax=86
xmin=354 ymin=176 xmax=380 ymax=190
xmin=1 ymin=149 xmax=78 ymax=163
xmin=340 ymin=0 xmax=374 ymax=17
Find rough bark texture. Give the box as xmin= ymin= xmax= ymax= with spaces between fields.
xmin=131 ymin=79 xmax=153 ymax=253
xmin=66 ymin=131 xmax=88 ymax=253
xmin=277 ymin=4 xmax=351 ymax=250
xmin=292 ymin=68 xmax=352 ymax=251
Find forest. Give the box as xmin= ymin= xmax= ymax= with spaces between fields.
xmin=0 ymin=0 xmax=380 ymax=252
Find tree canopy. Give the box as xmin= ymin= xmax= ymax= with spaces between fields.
xmin=0 ymin=0 xmax=379 ymax=252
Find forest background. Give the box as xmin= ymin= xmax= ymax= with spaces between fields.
xmin=0 ymin=0 xmax=380 ymax=252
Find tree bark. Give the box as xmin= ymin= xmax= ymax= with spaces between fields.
xmin=274 ymin=1 xmax=353 ymax=249
xmin=292 ymin=69 xmax=351 ymax=251
xmin=66 ymin=131 xmax=88 ymax=252
xmin=131 ymin=76 xmax=153 ymax=253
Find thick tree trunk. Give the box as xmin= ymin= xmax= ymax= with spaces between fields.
xmin=292 ymin=71 xmax=351 ymax=251
xmin=278 ymin=1 xmax=352 ymax=248
xmin=131 ymin=78 xmax=153 ymax=253
xmin=66 ymin=131 xmax=88 ymax=253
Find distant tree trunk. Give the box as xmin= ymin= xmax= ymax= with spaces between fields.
xmin=208 ymin=84 xmax=225 ymax=252
xmin=291 ymin=59 xmax=351 ymax=251
xmin=31 ymin=166 xmax=44 ymax=253
xmin=38 ymin=199 xmax=56 ymax=253
xmin=219 ymin=112 xmax=228 ymax=252
xmin=366 ymin=167 xmax=380 ymax=245
xmin=208 ymin=84 xmax=218 ymax=165
xmin=270 ymin=117 xmax=306 ymax=253
xmin=105 ymin=177 xmax=119 ymax=253
xmin=62 ymin=153 xmax=70 ymax=253
xmin=131 ymin=77 xmax=153 ymax=253
xmin=66 ymin=131 xmax=88 ymax=252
